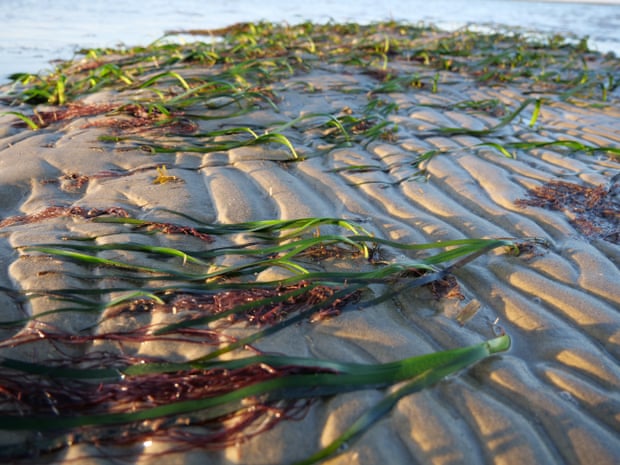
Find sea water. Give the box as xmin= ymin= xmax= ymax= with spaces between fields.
xmin=0 ymin=0 xmax=619 ymax=81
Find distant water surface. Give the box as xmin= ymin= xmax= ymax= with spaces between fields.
xmin=1 ymin=0 xmax=619 ymax=81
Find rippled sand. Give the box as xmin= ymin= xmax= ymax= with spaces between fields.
xmin=0 ymin=23 xmax=619 ymax=465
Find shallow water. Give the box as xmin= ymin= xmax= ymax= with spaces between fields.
xmin=1 ymin=0 xmax=619 ymax=81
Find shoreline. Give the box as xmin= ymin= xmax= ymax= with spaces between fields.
xmin=2 ymin=1 xmax=620 ymax=82
xmin=1 ymin=22 xmax=619 ymax=464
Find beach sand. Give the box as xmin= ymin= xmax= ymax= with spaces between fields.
xmin=0 ymin=22 xmax=618 ymax=464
